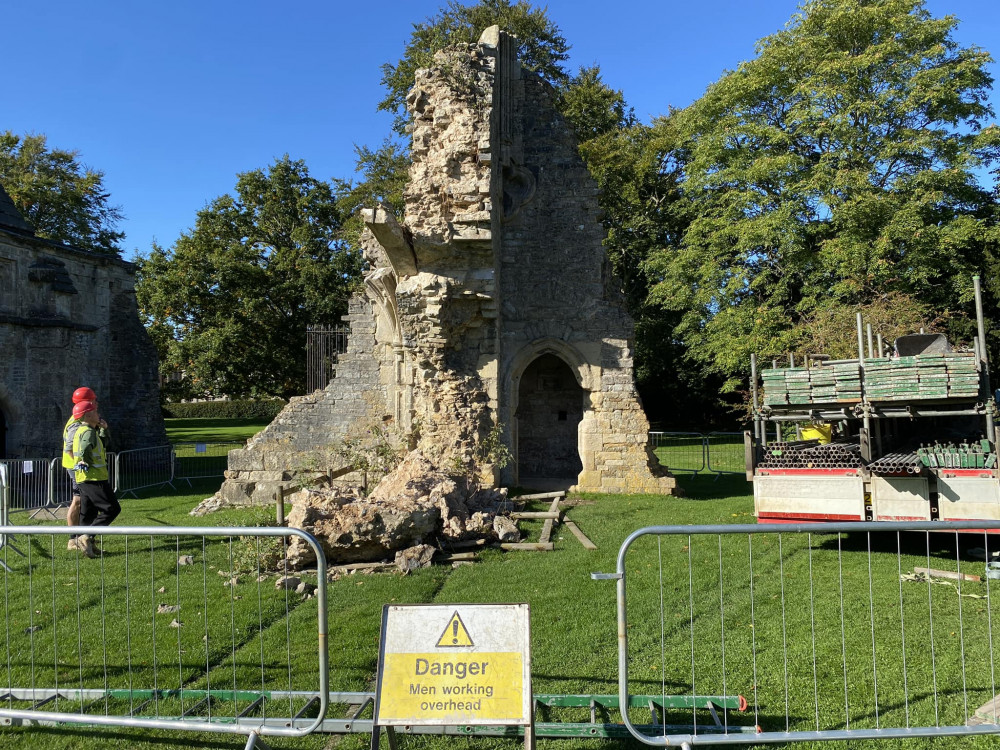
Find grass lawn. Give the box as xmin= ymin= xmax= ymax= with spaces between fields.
xmin=2 ymin=474 xmax=999 ymax=749
xmin=165 ymin=418 xmax=271 ymax=445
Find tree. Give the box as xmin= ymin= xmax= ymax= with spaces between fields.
xmin=379 ymin=0 xmax=570 ymax=134
xmin=558 ymin=65 xmax=634 ymax=143
xmin=648 ymin=0 xmax=1000 ymax=393
xmin=0 ymin=131 xmax=124 ymax=255
xmin=334 ymin=140 xmax=411 ymax=246
xmin=135 ymin=156 xmax=362 ymax=400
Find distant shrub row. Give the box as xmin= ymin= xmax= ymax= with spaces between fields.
xmin=162 ymin=399 xmax=287 ymax=420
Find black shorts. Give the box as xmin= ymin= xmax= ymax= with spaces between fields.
xmin=65 ymin=468 xmax=79 ymax=494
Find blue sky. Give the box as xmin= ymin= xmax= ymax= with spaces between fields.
xmin=4 ymin=0 xmax=998 ymax=258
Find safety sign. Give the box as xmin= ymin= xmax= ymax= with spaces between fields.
xmin=374 ymin=603 xmax=532 ymax=726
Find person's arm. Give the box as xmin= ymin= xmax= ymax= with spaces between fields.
xmin=73 ymin=427 xmax=96 ymax=469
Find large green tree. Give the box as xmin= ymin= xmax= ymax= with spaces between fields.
xmin=0 ymin=131 xmax=124 ymax=254
xmin=136 ymin=156 xmax=361 ymax=400
xmin=648 ymin=0 xmax=1000 ymax=392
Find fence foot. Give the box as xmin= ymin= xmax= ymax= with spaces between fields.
xmin=244 ymin=731 xmax=272 ymax=750
xmin=28 ymin=506 xmax=59 ymax=521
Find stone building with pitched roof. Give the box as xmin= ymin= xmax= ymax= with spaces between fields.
xmin=0 ymin=183 xmax=165 ymax=459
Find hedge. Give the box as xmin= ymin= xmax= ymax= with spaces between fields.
xmin=161 ymin=399 xmax=287 ymax=420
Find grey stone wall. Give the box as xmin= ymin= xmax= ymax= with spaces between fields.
xmin=0 ymin=223 xmax=166 ymax=459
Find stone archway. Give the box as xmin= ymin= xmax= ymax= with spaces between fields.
xmin=515 ymin=354 xmax=584 ymax=480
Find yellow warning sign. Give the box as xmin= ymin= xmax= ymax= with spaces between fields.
xmin=375 ymin=604 xmax=531 ymax=726
xmin=379 ymin=651 xmax=523 ymax=722
xmin=436 ymin=611 xmax=474 ymax=647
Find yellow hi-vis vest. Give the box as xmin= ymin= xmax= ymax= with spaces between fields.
xmin=62 ymin=416 xmax=84 ymax=469
xmin=72 ymin=424 xmax=109 ymax=483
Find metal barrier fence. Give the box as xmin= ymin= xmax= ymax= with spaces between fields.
xmin=602 ymin=520 xmax=1000 ymax=745
xmin=173 ymin=442 xmax=243 ymax=485
xmin=306 ymin=325 xmax=350 ymax=393
xmin=112 ymin=446 xmax=174 ymax=497
xmin=0 ymin=458 xmax=54 ymax=512
xmin=0 ymin=525 xmax=328 ymax=746
xmin=648 ymin=432 xmax=744 ymax=476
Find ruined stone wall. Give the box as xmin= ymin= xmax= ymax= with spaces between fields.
xmin=395 ymin=42 xmax=500 ymax=468
xmin=491 ymin=36 xmax=673 ymax=494
xmin=218 ymin=294 xmax=392 ymax=506
xmin=213 ymin=28 xmax=674 ymax=504
xmin=0 ymin=226 xmax=166 ymax=458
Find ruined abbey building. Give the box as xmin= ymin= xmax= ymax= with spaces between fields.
xmin=0 ymin=184 xmax=166 ymax=459
xmin=217 ymin=28 xmax=675 ymax=505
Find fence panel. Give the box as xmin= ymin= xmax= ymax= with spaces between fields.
xmin=0 ymin=525 xmax=328 ymax=742
xmin=306 ymin=326 xmax=350 ymax=393
xmin=648 ymin=432 xmax=706 ymax=475
xmin=607 ymin=521 xmax=1000 ymax=745
xmin=0 ymin=458 xmax=53 ymax=512
xmin=173 ymin=442 xmax=242 ymax=484
xmin=705 ymin=432 xmax=746 ymax=475
xmin=114 ymin=446 xmax=174 ymax=496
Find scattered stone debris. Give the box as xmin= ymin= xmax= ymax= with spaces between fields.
xmin=169 ymin=619 xmax=183 ymax=629
xmin=492 ymin=516 xmax=520 ymax=543
xmin=395 ymin=544 xmax=436 ymax=573
xmin=295 ymin=581 xmax=317 ymax=598
xmin=282 ymin=452 xmax=511 ymax=570
xmin=275 ymin=576 xmax=302 ymax=591
xmin=157 ymin=604 xmax=180 ymax=614
xmin=178 ymin=555 xmax=194 ymax=566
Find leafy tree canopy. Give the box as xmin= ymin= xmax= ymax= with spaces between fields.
xmin=136 ymin=156 xmax=361 ymax=400
xmin=379 ymin=0 xmax=570 ymax=134
xmin=647 ymin=0 xmax=1000 ymax=391
xmin=0 ymin=131 xmax=124 ymax=255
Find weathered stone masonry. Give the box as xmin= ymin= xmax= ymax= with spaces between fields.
xmin=0 ymin=185 xmax=166 ymax=458
xmin=217 ymin=28 xmax=674 ymax=504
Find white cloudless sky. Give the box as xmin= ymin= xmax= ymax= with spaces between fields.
xmin=3 ymin=0 xmax=997 ymax=257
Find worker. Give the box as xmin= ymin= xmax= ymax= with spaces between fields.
xmin=70 ymin=400 xmax=120 ymax=557
xmin=61 ymin=387 xmax=110 ymax=551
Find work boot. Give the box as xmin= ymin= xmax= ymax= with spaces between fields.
xmin=67 ymin=537 xmax=80 ymax=551
xmin=78 ymin=535 xmax=97 ymax=559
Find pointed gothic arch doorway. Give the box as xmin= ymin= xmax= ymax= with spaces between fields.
xmin=515 ymin=353 xmax=583 ymax=481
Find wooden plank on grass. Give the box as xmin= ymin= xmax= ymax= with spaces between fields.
xmin=915 ymin=566 xmax=981 ymax=582
xmin=539 ymin=518 xmax=555 ymax=544
xmin=516 ymin=491 xmax=566 ymax=501
xmin=437 ymin=552 xmax=479 ymax=562
xmin=511 ymin=511 xmax=560 ymax=519
xmin=564 ymin=520 xmax=597 ymax=550
xmin=537 ymin=496 xmax=563 ymax=544
xmin=501 ymin=542 xmax=554 ymax=551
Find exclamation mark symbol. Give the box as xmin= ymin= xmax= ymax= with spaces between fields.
xmin=452 ymin=619 xmax=459 ymax=645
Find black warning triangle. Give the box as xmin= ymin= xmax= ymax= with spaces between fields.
xmin=436 ymin=611 xmax=474 ymax=647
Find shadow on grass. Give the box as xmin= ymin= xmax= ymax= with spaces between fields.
xmin=1 ymin=726 xmax=246 ymax=749
xmin=675 ymin=473 xmax=752 ymax=501
xmin=816 ymin=528 xmax=1000 ymax=562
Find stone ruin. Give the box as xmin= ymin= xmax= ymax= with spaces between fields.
xmin=203 ymin=29 xmax=676 ymax=556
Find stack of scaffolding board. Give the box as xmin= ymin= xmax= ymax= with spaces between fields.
xmin=762 ymin=363 xmax=862 ymax=405
xmin=865 ymin=353 xmax=980 ymax=401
